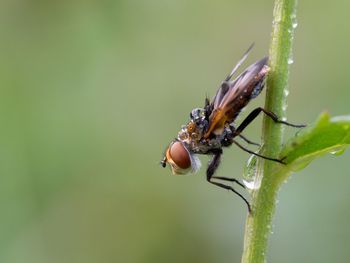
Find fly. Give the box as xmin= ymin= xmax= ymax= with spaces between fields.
xmin=161 ymin=44 xmax=305 ymax=212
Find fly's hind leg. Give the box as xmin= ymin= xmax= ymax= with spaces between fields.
xmin=234 ymin=107 xmax=306 ymax=137
xmin=211 ymin=176 xmax=245 ymax=189
xmin=228 ymin=107 xmax=305 ymax=164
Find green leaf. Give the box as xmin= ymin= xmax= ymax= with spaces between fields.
xmin=281 ymin=112 xmax=350 ymax=172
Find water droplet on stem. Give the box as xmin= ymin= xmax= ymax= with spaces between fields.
xmin=330 ymin=148 xmax=346 ymax=156
xmin=243 ymin=154 xmax=261 ymax=190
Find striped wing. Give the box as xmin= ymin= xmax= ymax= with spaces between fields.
xmin=204 ymin=57 xmax=269 ymax=139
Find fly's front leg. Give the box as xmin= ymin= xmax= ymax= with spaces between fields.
xmin=211 ymin=176 xmax=245 ymax=189
xmin=207 ymin=146 xmax=246 ymax=188
xmin=206 ymin=150 xmax=222 ymax=180
xmin=206 ymin=150 xmax=251 ymax=213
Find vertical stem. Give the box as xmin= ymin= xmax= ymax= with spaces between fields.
xmin=241 ymin=0 xmax=297 ymax=263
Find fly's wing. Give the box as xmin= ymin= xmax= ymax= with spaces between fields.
xmin=204 ymin=57 xmax=269 ymax=139
xmin=212 ymin=43 xmax=255 ymax=109
xmin=218 ymin=57 xmax=268 ymax=109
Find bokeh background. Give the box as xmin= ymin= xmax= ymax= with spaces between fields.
xmin=1 ymin=0 xmax=349 ymax=262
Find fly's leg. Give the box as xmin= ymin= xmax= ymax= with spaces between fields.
xmin=238 ymin=134 xmax=260 ymax=147
xmin=206 ymin=149 xmax=246 ymax=188
xmin=209 ymin=181 xmax=251 ymax=213
xmin=228 ymin=125 xmax=260 ymax=147
xmin=225 ymin=107 xmax=304 ymax=164
xmin=206 ymin=151 xmax=251 ymax=213
xmin=211 ymin=176 xmax=245 ymax=188
xmin=234 ymin=107 xmax=306 ymax=137
xmin=232 ymin=139 xmax=285 ymax=164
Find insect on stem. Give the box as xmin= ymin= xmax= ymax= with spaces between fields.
xmin=161 ymin=44 xmax=304 ymax=211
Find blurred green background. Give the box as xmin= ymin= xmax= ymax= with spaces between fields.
xmin=1 ymin=0 xmax=349 ymax=262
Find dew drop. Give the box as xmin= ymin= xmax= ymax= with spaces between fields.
xmin=242 ymin=155 xmax=261 ymax=190
xmin=291 ymin=12 xmax=298 ymax=29
xmin=284 ymin=89 xmax=290 ymax=96
xmin=288 ymin=58 xmax=294 ymax=64
xmin=330 ymin=148 xmax=346 ymax=156
xmin=243 ymin=179 xmax=258 ymax=190
xmin=273 ymin=1 xmax=283 ymax=24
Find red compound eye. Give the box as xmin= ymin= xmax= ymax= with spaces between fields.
xmin=169 ymin=141 xmax=191 ymax=169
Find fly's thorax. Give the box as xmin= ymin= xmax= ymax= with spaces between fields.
xmin=190 ymin=108 xmax=206 ymax=121
xmin=180 ymin=133 xmax=223 ymax=155
xmin=178 ymin=110 xmax=208 ymax=144
xmin=178 ymin=121 xmax=203 ymax=143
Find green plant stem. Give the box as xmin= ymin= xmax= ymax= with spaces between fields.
xmin=241 ymin=0 xmax=297 ymax=262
